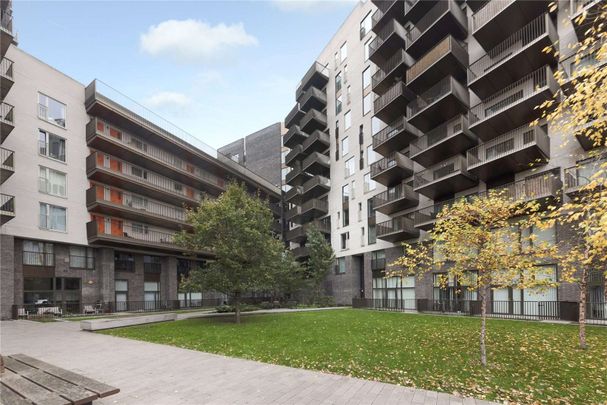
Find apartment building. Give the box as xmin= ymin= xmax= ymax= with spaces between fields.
xmin=282 ymin=0 xmax=606 ymax=312
xmin=0 ymin=42 xmax=282 ymax=319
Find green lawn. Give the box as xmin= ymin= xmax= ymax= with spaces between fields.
xmin=100 ymin=309 xmax=606 ymax=404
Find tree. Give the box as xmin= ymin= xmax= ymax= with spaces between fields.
xmin=392 ymin=190 xmax=556 ymax=367
xmin=262 ymin=242 xmax=305 ymax=302
xmin=176 ymin=182 xmax=280 ymax=323
xmin=306 ymin=226 xmax=335 ymax=302
xmin=536 ymin=1 xmax=607 ymax=348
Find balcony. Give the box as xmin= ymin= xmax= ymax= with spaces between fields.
xmin=572 ymin=119 xmax=606 ymax=151
xmin=373 ymin=183 xmax=419 ymax=215
xmin=285 ymin=145 xmax=304 ymax=166
xmin=0 ymin=57 xmax=14 ymax=99
xmin=413 ymin=200 xmax=450 ymax=231
xmin=0 ymin=102 xmax=14 ymax=142
xmin=405 ymin=0 xmax=468 ymax=59
xmin=467 ymin=0 xmax=490 ymax=12
xmin=0 ymin=193 xmax=15 ymax=225
xmin=292 ymin=245 xmax=310 ymax=260
xmin=407 ymin=76 xmax=469 ymax=132
xmin=370 ymin=152 xmax=414 ymax=187
xmin=302 ymin=175 xmax=330 ymax=199
xmin=570 ymin=0 xmax=603 ymax=39
xmin=372 ymin=116 xmax=422 ymax=157
xmin=86 ymin=118 xmax=225 ymax=193
xmin=410 ymin=115 xmax=478 ymax=167
xmin=285 ymin=165 xmax=312 ymax=187
xmin=298 ymin=86 xmax=327 ymax=113
xmin=283 ymin=126 xmax=307 ymax=149
xmin=404 ymin=0 xmax=439 ymax=24
xmin=86 ymin=152 xmax=201 ymax=207
xmin=560 ymin=43 xmax=607 ymax=93
xmin=295 ymin=62 xmax=329 ymax=101
xmin=377 ymin=214 xmax=419 ymax=242
xmin=302 ymin=130 xmax=330 ymax=154
xmin=487 ymin=172 xmax=562 ymax=207
xmin=286 ymin=199 xmax=328 ymax=224
xmin=414 ymin=155 xmax=478 ymax=199
xmin=285 ymin=104 xmax=305 ymax=128
xmin=285 ymin=219 xmax=331 ymax=243
xmin=0 ymin=146 xmax=14 ymax=184
xmin=468 ymin=66 xmax=558 ymax=141
xmin=467 ymin=124 xmax=550 ymax=181
xmin=285 ymin=186 xmax=303 ymax=204
xmin=369 ymin=19 xmax=408 ymax=65
xmin=372 ymin=50 xmax=414 ymax=96
xmin=472 ymin=0 xmax=550 ymax=50
xmin=371 ymin=0 xmax=406 ymax=32
xmin=468 ymin=14 xmax=557 ymax=99
xmin=564 ymin=158 xmax=606 ymax=197
xmin=302 ymin=151 xmax=330 ymax=176
xmin=406 ymin=36 xmax=468 ymax=94
xmin=373 ymin=81 xmax=415 ymax=123
xmin=300 ymin=109 xmax=327 ymax=134
xmin=0 ymin=8 xmax=14 ymax=55
xmin=86 ymin=186 xmax=188 ymax=230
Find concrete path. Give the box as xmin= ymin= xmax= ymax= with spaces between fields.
xmin=0 ymin=320 xmax=497 ymax=405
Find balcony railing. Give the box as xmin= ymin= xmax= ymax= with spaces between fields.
xmin=0 ymin=146 xmax=14 ymax=170
xmin=87 ymin=221 xmax=181 ymax=248
xmin=0 ymin=57 xmax=14 ymax=80
xmin=564 ymin=158 xmax=607 ymax=191
xmin=303 ymin=175 xmax=330 ymax=195
xmin=302 ymin=130 xmax=330 ymax=153
xmin=302 ymin=151 xmax=330 ymax=172
xmin=372 ymin=116 xmax=421 ymax=150
xmin=300 ymin=109 xmax=327 ymax=133
xmin=374 ymin=82 xmax=409 ymax=113
xmin=414 ymin=155 xmax=472 ymax=189
xmin=0 ymin=193 xmax=15 ymax=215
xmin=406 ymin=36 xmax=467 ymax=85
xmin=407 ymin=76 xmax=465 ymax=118
xmin=469 ymin=14 xmax=555 ymax=83
xmin=406 ymin=0 xmax=463 ymax=47
xmin=376 ymin=213 xmax=418 ymax=239
xmin=487 ymin=173 xmax=561 ymax=202
xmin=468 ymin=66 xmax=552 ymax=126
xmin=369 ymin=19 xmax=407 ymax=57
xmin=410 ymin=115 xmax=471 ymax=157
xmin=285 ymin=104 xmax=304 ymax=128
xmin=372 ymin=50 xmax=411 ymax=90
xmin=467 ymin=124 xmax=550 ymax=170
xmin=373 ymin=183 xmax=417 ymax=208
xmin=370 ymin=152 xmax=412 ymax=179
xmin=0 ymin=8 xmax=13 ymax=34
xmin=0 ymin=102 xmax=14 ymax=124
xmin=472 ymin=0 xmax=516 ymax=32
xmin=560 ymin=43 xmax=607 ymax=80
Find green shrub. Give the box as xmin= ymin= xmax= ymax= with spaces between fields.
xmin=215 ymin=304 xmax=233 ymax=313
xmin=259 ymin=301 xmax=274 ymax=310
xmin=314 ymin=296 xmax=335 ymax=307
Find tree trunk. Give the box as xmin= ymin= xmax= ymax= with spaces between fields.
xmin=479 ymin=288 xmax=488 ymax=367
xmin=579 ymin=266 xmax=589 ymax=349
xmin=234 ymin=293 xmax=241 ymax=324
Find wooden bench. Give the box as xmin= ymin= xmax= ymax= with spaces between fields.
xmin=0 ymin=354 xmax=119 ymax=405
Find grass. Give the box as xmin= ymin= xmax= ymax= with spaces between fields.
xmin=100 ymin=309 xmax=607 ymax=404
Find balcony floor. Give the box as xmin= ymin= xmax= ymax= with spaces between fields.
xmin=87 ymin=199 xmax=188 ymax=231
xmin=414 ymin=172 xmax=478 ymax=200
xmin=375 ymin=195 xmax=419 ymax=215
xmin=407 ymin=50 xmax=468 ymax=94
xmin=373 ymin=122 xmax=420 ymax=157
xmin=409 ymin=92 xmax=469 ymax=132
xmin=377 ymin=227 xmax=419 ymax=243
xmin=469 ymin=145 xmax=549 ymax=181
xmin=411 ymin=129 xmax=478 ymax=168
xmin=406 ymin=10 xmax=468 ymax=59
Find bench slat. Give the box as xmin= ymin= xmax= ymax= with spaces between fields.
xmin=0 ymin=383 xmax=33 ymax=405
xmin=10 ymin=354 xmax=119 ymax=398
xmin=0 ymin=370 xmax=69 ymax=405
xmin=4 ymin=357 xmax=98 ymax=405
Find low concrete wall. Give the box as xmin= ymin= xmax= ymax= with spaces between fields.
xmin=81 ymin=313 xmax=177 ymax=331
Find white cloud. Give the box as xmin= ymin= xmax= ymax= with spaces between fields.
xmin=272 ymin=0 xmax=356 ymax=13
xmin=144 ymin=91 xmax=192 ymax=109
xmin=140 ymin=19 xmax=258 ymax=64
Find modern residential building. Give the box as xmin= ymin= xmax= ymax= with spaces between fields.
xmin=282 ymin=0 xmax=606 ymax=316
xmin=0 ymin=39 xmax=282 ymax=319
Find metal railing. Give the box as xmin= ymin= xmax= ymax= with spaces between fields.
xmin=22 ymin=251 xmax=54 ymax=267
xmin=372 ymin=50 xmax=410 ymax=89
xmin=469 ymin=14 xmax=554 ymax=82
xmin=372 ymin=116 xmax=420 ymax=149
xmin=296 ymin=62 xmax=329 ymax=100
xmin=376 ymin=213 xmax=416 ymax=238
xmin=370 ymin=152 xmax=410 ymax=178
xmin=284 ymin=125 xmax=307 ymax=147
xmin=285 ymin=186 xmax=303 ymax=202
xmin=406 ymin=0 xmax=460 ymax=45
xmin=472 ymin=0 xmax=516 ymax=32
xmin=369 ymin=19 xmax=406 ymax=56
xmin=564 ymin=157 xmax=607 ymax=190
xmin=285 ymin=145 xmax=303 ymax=165
xmin=414 ymin=154 xmax=471 ymax=188
xmin=487 ymin=173 xmax=560 ymax=202
xmin=410 ymin=115 xmax=470 ymax=156
xmin=407 ymin=76 xmax=463 ymax=118
xmin=467 ymin=124 xmax=549 ymax=169
xmin=0 ymin=193 xmax=14 ymax=214
xmin=353 ymin=298 xmax=417 ymax=311
xmin=302 ymin=130 xmax=330 ymax=152
xmin=0 ymin=102 xmax=14 ymax=124
xmin=407 ymin=36 xmax=467 ymax=84
xmin=291 ymin=246 xmax=309 ymax=258
xmin=88 ymin=118 xmax=225 ymax=189
xmin=373 ymin=183 xmax=416 ymax=207
xmin=374 ymin=82 xmax=408 ymax=113
xmin=87 ymin=152 xmax=202 ymax=202
xmin=87 ymin=221 xmax=180 ymax=247
xmin=303 ymin=175 xmax=330 ymax=194
xmin=0 ymin=7 xmax=12 ymax=34
xmin=560 ymin=42 xmax=607 ymax=79
xmin=299 ymin=86 xmax=327 ymax=110
xmin=87 ymin=186 xmax=187 ymax=223
xmin=0 ymin=57 xmax=14 ymax=80
xmin=0 ymin=146 xmax=14 ymax=170
xmin=469 ymin=66 xmax=551 ymax=125
xmin=299 ymin=109 xmax=327 ymax=131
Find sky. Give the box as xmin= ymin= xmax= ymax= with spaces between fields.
xmin=14 ymin=0 xmax=356 ymax=150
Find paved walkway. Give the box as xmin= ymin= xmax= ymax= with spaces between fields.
xmin=0 ymin=320 xmax=497 ymax=405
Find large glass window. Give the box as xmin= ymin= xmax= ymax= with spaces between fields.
xmin=39 ymin=203 xmax=67 ymax=232
xmin=38 ymin=130 xmax=66 ymax=162
xmin=340 ymin=42 xmax=348 ymax=62
xmin=341 ymin=136 xmax=349 ymax=156
xmin=115 ymin=280 xmax=128 ymax=311
xmin=364 ymin=38 xmax=372 ymax=60
xmin=342 ymin=184 xmax=350 ymax=204
xmin=144 ymin=281 xmax=161 ymax=307
xmin=344 ymin=157 xmax=355 ymax=178
xmin=39 ymin=166 xmax=67 ymax=197
xmin=363 ymin=93 xmax=372 ymax=116
xmin=522 ymin=222 xmax=556 ymax=249
xmin=38 ymin=93 xmax=66 ymax=127
xmin=335 ymin=72 xmax=342 ymax=92
xmin=23 ymin=241 xmax=54 ymax=266
xmin=360 ymin=11 xmax=372 ymax=38
xmin=337 ymin=257 xmax=346 ymax=274
xmin=364 ymin=173 xmax=376 ymax=192
xmin=144 ymin=255 xmax=162 ymax=273
xmin=115 ymin=252 xmax=135 ymax=272
xmin=69 ymin=246 xmax=94 ymax=269
xmin=344 ymin=111 xmax=352 ymax=130
xmin=373 ymin=276 xmax=416 ymax=309
xmin=341 ymin=232 xmax=350 ymax=250
xmin=362 ymin=67 xmax=371 ymax=89
xmin=368 ymin=224 xmax=376 ymax=245
xmin=336 ymin=94 xmax=343 ymax=114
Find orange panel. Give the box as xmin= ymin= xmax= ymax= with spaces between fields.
xmin=186 ymin=187 xmax=194 ymax=198
xmin=92 ymin=215 xmax=104 ymax=233
xmin=96 ymin=186 xmax=104 ymax=200
xmin=186 ymin=163 xmax=194 ymax=173
xmin=110 ymin=189 xmax=122 ymax=204
xmin=96 ymin=153 xmax=104 ymax=166
xmin=109 ymin=127 xmax=122 ymax=139
xmin=110 ymin=158 xmax=121 ymax=172
xmin=97 ymin=121 xmax=104 ymax=132
xmin=111 ymin=219 xmax=123 ymax=236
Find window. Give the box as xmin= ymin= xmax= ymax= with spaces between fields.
xmin=364 ymin=173 xmax=376 ymax=192
xmin=337 ymin=257 xmax=346 ymax=274
xmin=131 ymin=166 xmax=147 ymax=179
xmin=367 ymin=145 xmax=378 ymax=166
xmin=335 ymin=72 xmax=342 ymax=92
xmin=39 ymin=166 xmax=67 ymax=197
xmin=358 ymin=202 xmax=363 ymax=222
xmin=522 ymin=222 xmax=556 ymax=249
xmin=38 ymin=93 xmax=66 ymax=127
xmin=23 ymin=241 xmax=54 ymax=266
xmin=346 ymin=85 xmax=351 ymax=104
xmin=39 ymin=203 xmax=67 ymax=232
xmin=342 ymin=184 xmax=350 ymax=204
xmin=345 ymin=157 xmax=355 ymax=178
xmin=345 ymin=111 xmax=352 ymax=130
xmin=115 ymin=280 xmax=128 ymax=311
xmin=335 ymin=121 xmax=340 ymax=161
xmin=336 ymin=94 xmax=343 ymax=114
xmin=433 ymin=272 xmax=478 ymax=302
xmin=351 ymin=180 xmax=356 ymax=199
xmin=343 ymin=206 xmax=350 ymax=227
xmin=337 ymin=211 xmax=341 ymax=228
xmin=364 ymin=38 xmax=372 ymax=61
xmin=69 ymin=246 xmax=94 ymax=269
xmin=38 ymin=130 xmax=66 ymax=162
xmin=361 ymin=227 xmax=365 ymax=246
xmin=360 ymin=11 xmax=372 ymax=38
xmin=368 ymin=224 xmax=376 ymax=244
xmin=340 ymin=42 xmax=348 ymax=62
xmin=334 ymin=51 xmax=339 ymax=67
xmin=132 ymin=222 xmax=149 ymax=234
xmin=367 ymin=197 xmax=375 ymax=218
xmin=373 ymin=276 xmax=415 ymax=308
xmin=144 ymin=255 xmax=162 ymax=273
xmin=363 ymin=93 xmax=372 ymax=116
xmin=372 ymin=116 xmax=381 ymax=135
xmin=115 ymin=252 xmax=135 ymax=272
xmin=341 ymin=232 xmax=350 ymax=250
xmin=341 ymin=136 xmax=349 ymax=156
xmin=371 ymin=250 xmax=385 ymax=270
xmin=362 ymin=67 xmax=371 ymax=89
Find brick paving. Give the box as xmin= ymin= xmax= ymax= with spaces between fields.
xmin=0 ymin=320 xmax=498 ymax=404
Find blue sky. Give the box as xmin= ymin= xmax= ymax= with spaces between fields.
xmin=14 ymin=0 xmax=356 ymax=149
